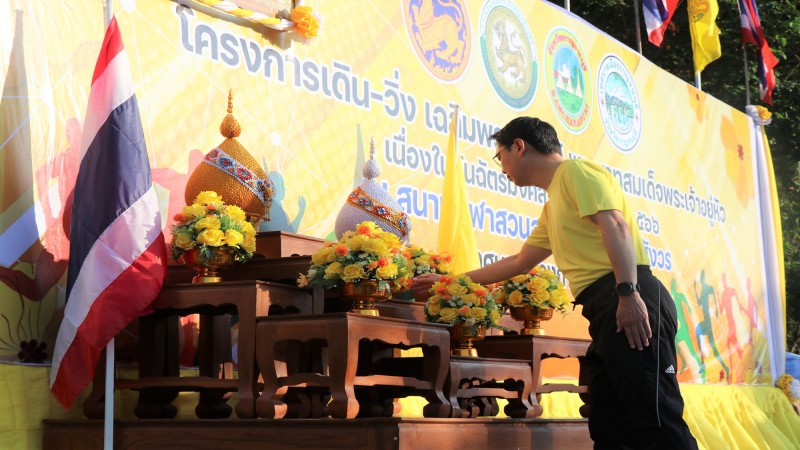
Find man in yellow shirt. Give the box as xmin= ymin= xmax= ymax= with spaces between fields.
xmin=413 ymin=117 xmax=698 ymax=449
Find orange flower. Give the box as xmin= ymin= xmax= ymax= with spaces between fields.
xmin=335 ymin=244 xmax=349 ymax=256
xmin=290 ymin=6 xmax=320 ymax=39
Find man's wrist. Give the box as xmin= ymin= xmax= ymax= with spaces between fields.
xmin=615 ymin=281 xmax=640 ymax=296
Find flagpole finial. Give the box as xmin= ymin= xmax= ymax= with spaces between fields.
xmin=220 ymin=89 xmax=241 ymax=138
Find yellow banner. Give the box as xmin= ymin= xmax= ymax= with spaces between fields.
xmin=0 ymin=0 xmax=772 ymax=385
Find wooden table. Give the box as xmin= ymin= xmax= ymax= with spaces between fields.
xmin=255 ymin=313 xmax=452 ymax=419
xmin=473 ymin=335 xmax=591 ymax=408
xmin=109 ymin=280 xmax=310 ymax=419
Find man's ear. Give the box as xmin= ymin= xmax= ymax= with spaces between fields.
xmin=514 ymin=138 xmax=526 ymax=155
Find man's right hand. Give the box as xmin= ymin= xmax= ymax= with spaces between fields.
xmin=410 ymin=273 xmax=441 ymax=302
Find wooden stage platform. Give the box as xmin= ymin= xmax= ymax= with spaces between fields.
xmin=43 ymin=417 xmax=591 ymax=450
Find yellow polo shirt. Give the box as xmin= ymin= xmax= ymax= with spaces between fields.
xmin=526 ymin=159 xmax=649 ymax=297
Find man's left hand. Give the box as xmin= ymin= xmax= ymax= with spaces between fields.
xmin=616 ymin=293 xmax=652 ymax=350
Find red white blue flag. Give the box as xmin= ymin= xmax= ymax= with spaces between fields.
xmin=50 ymin=17 xmax=167 ymax=409
xmin=643 ymin=0 xmax=680 ymax=47
xmin=739 ymin=0 xmax=778 ymax=104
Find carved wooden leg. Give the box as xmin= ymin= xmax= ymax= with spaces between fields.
xmin=446 ymin=362 xmax=462 ymax=418
xmin=421 ymin=344 xmax=451 ymax=418
xmin=505 ymin=376 xmax=539 ymax=418
xmin=255 ymin=321 xmax=287 ymax=419
xmin=327 ymin=326 xmax=359 ymax=418
xmin=196 ymin=314 xmax=232 ymax=419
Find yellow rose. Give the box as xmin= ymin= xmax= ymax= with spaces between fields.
xmin=379 ymin=232 xmax=401 ymax=248
xmin=362 ymin=239 xmax=390 ymax=258
xmin=240 ymin=220 xmax=255 ymax=235
xmin=507 ymin=290 xmax=524 ymax=306
xmin=173 ymin=232 xmax=196 ymax=250
xmin=438 ymin=307 xmax=458 ymax=324
xmin=312 ymin=247 xmax=332 ymax=265
xmin=197 ymin=229 xmax=225 ymax=246
xmin=181 ymin=204 xmax=206 ymax=219
xmin=461 ymin=293 xmax=477 ymax=306
xmin=446 ymin=282 xmax=468 ymax=296
xmin=375 ymin=264 xmax=398 ymax=280
xmin=469 ymin=307 xmax=487 ymax=321
xmin=324 ymin=262 xmax=344 ymax=279
xmin=489 ymin=309 xmax=501 ymax=324
xmin=341 ymin=264 xmax=366 ymax=282
xmin=534 ymin=288 xmax=551 ymax=303
xmin=224 ymin=229 xmax=244 ymax=247
xmin=195 ymin=216 xmax=221 ymax=231
xmin=223 ymin=205 xmax=247 ymax=222
xmin=345 ymin=235 xmax=370 ymax=251
xmin=426 ymin=298 xmax=441 ymax=316
xmin=511 ymin=274 xmax=528 ymax=283
xmin=529 ymin=277 xmax=549 ymax=291
xmin=242 ymin=234 xmax=256 ymax=253
xmin=195 ymin=191 xmax=223 ymax=205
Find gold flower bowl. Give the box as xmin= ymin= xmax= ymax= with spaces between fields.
xmin=180 ymin=247 xmax=236 ymax=283
xmin=448 ymin=323 xmax=486 ymax=357
xmin=509 ymin=304 xmax=554 ymax=335
xmin=340 ymin=280 xmax=390 ymax=316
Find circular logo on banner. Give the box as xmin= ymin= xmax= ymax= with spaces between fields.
xmin=597 ymin=55 xmax=641 ymax=152
xmin=543 ymin=28 xmax=592 ymax=134
xmin=479 ymin=0 xmax=537 ymax=110
xmin=402 ymin=0 xmax=471 ymax=83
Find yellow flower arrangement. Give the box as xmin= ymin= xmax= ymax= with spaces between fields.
xmin=170 ymin=191 xmax=257 ymax=264
xmin=298 ymin=221 xmax=409 ymax=291
xmin=494 ymin=266 xmax=571 ymax=314
xmin=391 ymin=245 xmax=452 ymax=292
xmin=424 ymin=274 xmax=505 ymax=330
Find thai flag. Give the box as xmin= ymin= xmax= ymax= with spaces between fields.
xmin=643 ymin=0 xmax=680 ymax=47
xmin=50 ymin=17 xmax=167 ymax=409
xmin=739 ymin=0 xmax=778 ymax=104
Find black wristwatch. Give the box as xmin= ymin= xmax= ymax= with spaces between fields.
xmin=615 ymin=281 xmax=640 ymax=296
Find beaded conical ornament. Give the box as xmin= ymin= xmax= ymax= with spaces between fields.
xmin=335 ymin=137 xmax=411 ymax=242
xmin=184 ymin=90 xmax=274 ymax=222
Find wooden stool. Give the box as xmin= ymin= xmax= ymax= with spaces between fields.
xmin=448 ymin=356 xmax=539 ymax=418
xmin=473 ymin=335 xmax=590 ymax=413
xmin=102 ymin=281 xmax=310 ymax=420
xmin=255 ymin=312 xmax=451 ymax=419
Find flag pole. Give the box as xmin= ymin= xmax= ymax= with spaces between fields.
xmin=102 ymin=2 xmax=115 ymax=448
xmin=633 ymin=0 xmax=643 ymax=54
xmin=695 ymin=71 xmax=702 ymax=91
xmin=735 ymin=0 xmax=752 ymax=105
xmin=741 ymin=44 xmax=752 ymax=105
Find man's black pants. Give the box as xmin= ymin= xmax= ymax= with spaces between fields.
xmin=575 ymin=266 xmax=699 ymax=450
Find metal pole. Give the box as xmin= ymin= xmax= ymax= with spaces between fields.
xmin=734 ymin=0 xmax=752 ymax=105
xmin=633 ymin=0 xmax=643 ymax=54
xmin=695 ymin=71 xmax=702 ymax=91
xmin=103 ymin=5 xmax=115 ymax=450
xmin=742 ymin=45 xmax=752 ymax=105
xmin=104 ymin=340 xmax=115 ymax=450
xmin=565 ymin=0 xmax=571 ymax=12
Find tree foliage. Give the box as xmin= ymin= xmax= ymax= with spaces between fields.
xmin=551 ymin=0 xmax=800 ymax=351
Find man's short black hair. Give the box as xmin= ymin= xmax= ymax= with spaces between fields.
xmin=491 ymin=117 xmax=561 ymax=154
